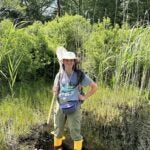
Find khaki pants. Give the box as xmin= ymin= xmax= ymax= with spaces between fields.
xmin=54 ymin=102 xmax=83 ymax=141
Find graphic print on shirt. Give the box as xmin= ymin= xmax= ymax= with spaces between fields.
xmin=59 ymin=72 xmax=79 ymax=102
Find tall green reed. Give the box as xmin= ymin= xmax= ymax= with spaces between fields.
xmin=7 ymin=54 xmax=23 ymax=97
xmin=0 ymin=79 xmax=53 ymax=148
xmin=0 ymin=21 xmax=12 ymax=82
xmin=0 ymin=20 xmax=24 ymax=97
xmin=114 ymin=26 xmax=150 ymax=97
xmin=83 ymin=19 xmax=150 ymax=97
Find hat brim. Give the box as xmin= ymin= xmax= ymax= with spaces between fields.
xmin=62 ymin=57 xmax=77 ymax=60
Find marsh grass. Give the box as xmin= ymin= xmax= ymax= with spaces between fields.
xmin=83 ymin=20 xmax=150 ymax=95
xmin=0 ymin=79 xmax=53 ymax=149
xmin=0 ymin=80 xmax=149 ymax=149
xmin=84 ymin=85 xmax=149 ymax=127
xmin=82 ymin=85 xmax=149 ymax=149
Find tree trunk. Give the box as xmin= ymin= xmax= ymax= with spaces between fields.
xmin=57 ymin=0 xmax=61 ymax=16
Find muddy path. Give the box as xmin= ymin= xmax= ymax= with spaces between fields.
xmin=17 ymin=124 xmax=89 ymax=150
xmin=7 ymin=105 xmax=149 ymax=150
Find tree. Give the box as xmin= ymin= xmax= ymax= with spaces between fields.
xmin=20 ymin=0 xmax=56 ymax=21
xmin=120 ymin=0 xmax=150 ymax=26
xmin=1 ymin=0 xmax=150 ymax=26
xmin=0 ymin=0 xmax=56 ymax=22
xmin=58 ymin=0 xmax=150 ymax=26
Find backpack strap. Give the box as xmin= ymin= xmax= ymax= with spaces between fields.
xmin=57 ymin=72 xmax=61 ymax=93
xmin=56 ymin=72 xmax=61 ymax=103
xmin=75 ymin=69 xmax=85 ymax=86
xmin=75 ymin=69 xmax=85 ymax=95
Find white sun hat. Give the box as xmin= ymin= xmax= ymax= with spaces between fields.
xmin=62 ymin=51 xmax=77 ymax=60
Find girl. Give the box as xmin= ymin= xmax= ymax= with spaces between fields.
xmin=53 ymin=51 xmax=97 ymax=150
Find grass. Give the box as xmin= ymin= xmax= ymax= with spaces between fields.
xmin=0 ymin=79 xmax=149 ymax=149
xmin=82 ymin=85 xmax=149 ymax=149
xmin=83 ymin=85 xmax=149 ymax=123
xmin=0 ymin=79 xmax=53 ymax=149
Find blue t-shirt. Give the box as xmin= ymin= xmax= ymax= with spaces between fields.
xmin=54 ymin=71 xmax=92 ymax=104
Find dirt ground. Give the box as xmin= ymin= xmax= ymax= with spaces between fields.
xmin=17 ymin=124 xmax=89 ymax=150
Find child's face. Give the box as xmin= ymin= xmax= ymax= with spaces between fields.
xmin=63 ymin=59 xmax=75 ymax=70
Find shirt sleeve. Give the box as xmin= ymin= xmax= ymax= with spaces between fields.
xmin=81 ymin=74 xmax=93 ymax=86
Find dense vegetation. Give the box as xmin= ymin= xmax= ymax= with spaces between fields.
xmin=0 ymin=15 xmax=150 ymax=149
xmin=0 ymin=0 xmax=150 ymax=26
xmin=0 ymin=15 xmax=149 ymax=96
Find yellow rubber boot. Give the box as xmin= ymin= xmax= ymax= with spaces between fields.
xmin=74 ymin=140 xmax=83 ymax=150
xmin=54 ymin=137 xmax=63 ymax=147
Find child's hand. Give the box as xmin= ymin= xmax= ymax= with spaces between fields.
xmin=52 ymin=86 xmax=59 ymax=95
xmin=79 ymin=94 xmax=86 ymax=101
